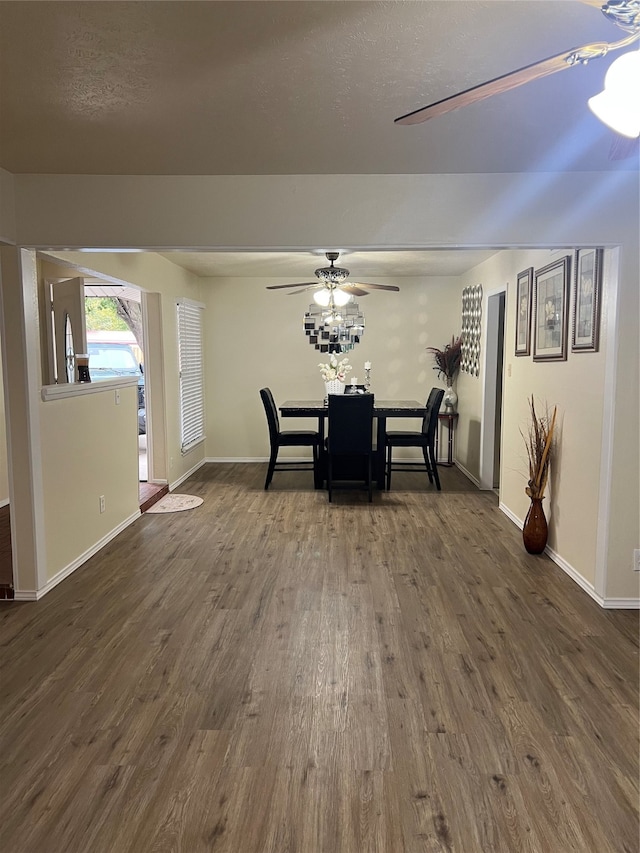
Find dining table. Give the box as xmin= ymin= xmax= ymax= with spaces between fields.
xmin=279 ymin=398 xmax=427 ymax=490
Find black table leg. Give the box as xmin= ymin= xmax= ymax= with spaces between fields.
xmin=376 ymin=416 xmax=387 ymax=489
xmin=317 ymin=414 xmax=327 ymax=488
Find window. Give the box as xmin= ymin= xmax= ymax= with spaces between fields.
xmin=87 ymin=343 xmax=138 ymax=370
xmin=176 ymin=299 xmax=205 ymax=452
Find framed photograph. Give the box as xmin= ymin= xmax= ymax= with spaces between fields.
xmin=515 ymin=267 xmax=533 ymax=356
xmin=572 ymin=248 xmax=603 ymax=352
xmin=533 ymin=256 xmax=571 ymax=362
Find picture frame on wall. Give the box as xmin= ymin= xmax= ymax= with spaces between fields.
xmin=571 ymin=248 xmax=603 ymax=353
xmin=533 ymin=255 xmax=571 ymax=362
xmin=515 ymin=267 xmax=533 ymax=356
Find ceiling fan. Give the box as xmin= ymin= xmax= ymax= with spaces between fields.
xmin=394 ymin=0 xmax=640 ymax=155
xmin=265 ymin=252 xmax=400 ymax=301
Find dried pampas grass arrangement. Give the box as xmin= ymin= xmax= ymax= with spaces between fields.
xmin=426 ymin=335 xmax=463 ymax=385
xmin=522 ymin=396 xmax=557 ymax=500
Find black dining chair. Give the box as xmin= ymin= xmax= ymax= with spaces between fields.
xmin=384 ymin=387 xmax=445 ymax=491
xmin=326 ymin=393 xmax=375 ymax=502
xmin=259 ymin=388 xmax=321 ymax=490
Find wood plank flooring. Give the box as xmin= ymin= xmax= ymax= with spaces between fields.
xmin=0 ymin=463 xmax=637 ymax=853
xmin=0 ymin=483 xmax=169 ymax=597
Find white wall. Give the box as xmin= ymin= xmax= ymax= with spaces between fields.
xmin=605 ymin=245 xmax=639 ymax=599
xmin=12 ymin=172 xmax=638 ymax=250
xmin=203 ymin=274 xmax=459 ymax=459
xmin=0 ymin=248 xmax=46 ymax=592
xmin=0 ymin=167 xmax=18 ymax=501
xmin=40 ymin=386 xmax=139 ymax=578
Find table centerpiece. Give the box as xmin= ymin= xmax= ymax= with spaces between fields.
xmin=319 ymin=353 xmax=352 ymax=396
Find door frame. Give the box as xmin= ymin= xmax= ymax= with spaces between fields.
xmin=479 ymin=285 xmax=507 ymax=491
xmin=40 ymin=254 xmax=168 ymax=487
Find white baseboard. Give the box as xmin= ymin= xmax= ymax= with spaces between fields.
xmin=544 ymin=543 xmax=602 ymax=605
xmin=454 ymin=460 xmax=480 ymax=488
xmin=169 ymin=458 xmax=207 ymax=491
xmin=498 ymin=502 xmax=639 ymax=610
xmin=207 ymin=458 xmax=477 ymax=472
xmin=0 ymin=498 xmax=9 ymax=509
xmin=204 ymin=457 xmax=313 ymax=463
xmin=499 ymin=502 xmax=523 ymax=529
xmin=205 ymin=457 xmax=266 ymax=463
xmin=13 ymin=510 xmax=141 ymax=601
xmin=599 ymin=597 xmax=640 ymax=609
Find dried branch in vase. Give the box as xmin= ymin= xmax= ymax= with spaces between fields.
xmin=521 ymin=396 xmax=557 ymax=500
xmin=426 ymin=335 xmax=463 ymax=386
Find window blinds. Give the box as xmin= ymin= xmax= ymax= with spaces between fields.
xmin=177 ymin=299 xmax=205 ymax=453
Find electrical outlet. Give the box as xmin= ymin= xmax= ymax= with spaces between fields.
xmin=634 ymin=549 xmax=640 ymax=572
xmin=115 ymin=389 xmax=121 ymax=405
xmin=99 ymin=495 xmax=106 ymax=513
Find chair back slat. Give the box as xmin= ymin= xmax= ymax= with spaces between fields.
xmin=425 ymin=388 xmax=445 ymax=442
xmin=421 ymin=386 xmax=444 ymax=434
xmin=327 ymin=394 xmax=374 ymax=455
xmin=260 ymin=387 xmax=280 ymax=444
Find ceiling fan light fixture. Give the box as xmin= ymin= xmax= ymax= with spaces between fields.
xmin=313 ymin=286 xmax=351 ymax=307
xmin=332 ymin=288 xmax=351 ymax=307
xmin=316 ymin=267 xmax=349 ymax=284
xmin=588 ymin=50 xmax=640 ymax=138
xmin=313 ymin=288 xmax=332 ymax=306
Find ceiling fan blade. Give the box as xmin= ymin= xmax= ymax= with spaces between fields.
xmin=265 ymin=282 xmax=317 ymax=290
xmin=394 ymin=32 xmax=640 ymax=125
xmin=348 ymin=282 xmax=400 ymax=292
xmin=286 ymin=286 xmax=322 ymax=295
xmin=340 ymin=285 xmax=370 ymax=297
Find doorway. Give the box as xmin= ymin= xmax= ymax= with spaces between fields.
xmin=479 ymin=288 xmax=506 ymax=492
xmin=42 ymin=259 xmax=168 ymax=501
xmin=83 ymin=282 xmax=147 ymax=483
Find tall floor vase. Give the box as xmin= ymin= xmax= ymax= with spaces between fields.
xmin=522 ymin=497 xmax=548 ymax=554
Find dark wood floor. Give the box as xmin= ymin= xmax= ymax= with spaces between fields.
xmin=0 ymin=485 xmax=169 ymax=595
xmin=0 ymin=463 xmax=637 ymax=852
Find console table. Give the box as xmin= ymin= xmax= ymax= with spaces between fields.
xmin=435 ymin=412 xmax=458 ymax=467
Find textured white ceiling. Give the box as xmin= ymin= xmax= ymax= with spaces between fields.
xmin=1 ymin=0 xmax=636 ymax=176
xmin=7 ymin=2 xmax=637 ymax=280
xmin=157 ymin=248 xmax=498 ymax=278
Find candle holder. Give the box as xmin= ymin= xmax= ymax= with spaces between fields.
xmin=364 ymin=366 xmax=371 ymax=391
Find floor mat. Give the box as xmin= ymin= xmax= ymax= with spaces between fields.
xmin=145 ymin=494 xmax=204 ymax=513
